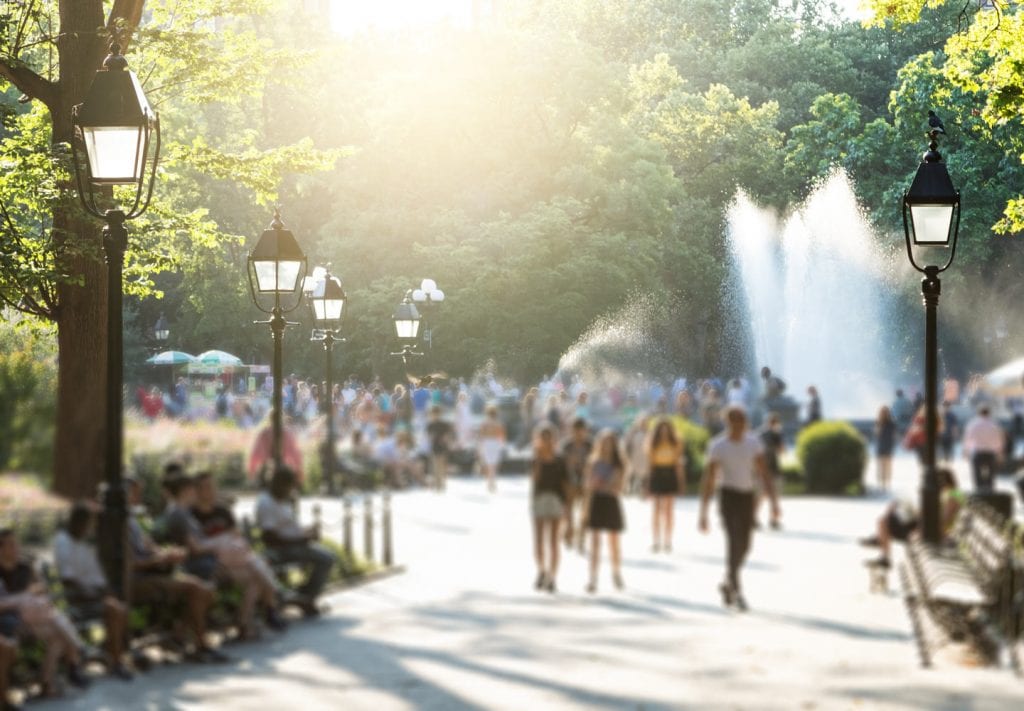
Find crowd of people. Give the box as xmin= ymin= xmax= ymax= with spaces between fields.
xmin=0 ymin=464 xmax=336 ymax=710
xmin=527 ymin=405 xmax=781 ymax=611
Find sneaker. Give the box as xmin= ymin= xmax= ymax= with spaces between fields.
xmin=265 ymin=608 xmax=289 ymax=632
xmin=545 ymin=577 xmax=557 ymax=594
xmin=67 ymin=665 xmax=91 ymax=689
xmin=300 ymin=600 xmax=322 ymax=619
xmin=859 ymin=536 xmax=881 ymax=548
xmin=769 ymin=519 xmax=781 ymax=531
xmin=866 ymin=556 xmax=891 ymax=569
xmin=534 ymin=572 xmax=547 ymax=590
xmin=192 ymin=647 xmax=231 ymax=664
xmin=613 ymin=573 xmax=625 ymax=591
xmin=734 ymin=593 xmax=749 ymax=612
xmin=718 ymin=582 xmax=735 ymax=608
xmin=110 ymin=663 xmax=134 ymax=682
xmin=585 ymin=581 xmax=596 ymax=594
xmin=131 ymin=650 xmax=152 ymax=672
xmin=651 ymin=543 xmax=661 ymax=554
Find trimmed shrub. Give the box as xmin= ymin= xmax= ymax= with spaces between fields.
xmin=795 ymin=421 xmax=867 ymax=495
xmin=677 ymin=419 xmax=711 ymax=485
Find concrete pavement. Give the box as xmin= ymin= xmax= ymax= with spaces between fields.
xmin=41 ymin=455 xmax=1024 ymax=710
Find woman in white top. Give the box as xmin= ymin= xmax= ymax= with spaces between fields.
xmin=477 ymin=404 xmax=506 ymax=493
xmin=54 ymin=502 xmax=131 ymax=678
xmin=454 ymin=392 xmax=473 ymax=449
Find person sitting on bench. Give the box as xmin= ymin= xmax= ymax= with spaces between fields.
xmin=0 ymin=613 xmax=19 ymax=711
xmin=0 ymin=529 xmax=89 ymax=697
xmin=161 ymin=472 xmax=287 ymax=638
xmin=863 ymin=468 xmax=964 ymax=568
xmin=125 ymin=477 xmax=228 ymax=664
xmin=256 ymin=466 xmax=337 ymax=616
xmin=53 ymin=502 xmax=132 ymax=679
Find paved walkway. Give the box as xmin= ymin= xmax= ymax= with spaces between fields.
xmin=45 ymin=456 xmax=1024 ymax=710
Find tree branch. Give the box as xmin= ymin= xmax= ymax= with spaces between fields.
xmin=0 ymin=58 xmax=57 ymax=110
xmin=100 ymin=0 xmax=147 ymax=60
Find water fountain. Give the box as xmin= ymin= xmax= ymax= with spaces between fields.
xmin=727 ymin=170 xmax=896 ymax=419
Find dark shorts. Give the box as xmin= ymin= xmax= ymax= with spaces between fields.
xmin=649 ymin=466 xmax=679 ymax=495
xmin=0 ymin=611 xmax=19 ymax=638
xmin=886 ymin=509 xmax=918 ymax=541
xmin=184 ymin=553 xmax=219 ymax=581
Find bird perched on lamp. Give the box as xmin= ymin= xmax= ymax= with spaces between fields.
xmin=927 ymin=110 xmax=946 ymax=134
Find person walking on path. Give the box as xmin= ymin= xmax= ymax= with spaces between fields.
xmin=531 ymin=425 xmax=569 ymax=593
xmin=561 ymin=418 xmax=593 ymax=552
xmin=963 ymin=405 xmax=1005 ymax=493
xmin=874 ymin=406 xmax=897 ymax=492
xmin=805 ymin=386 xmax=822 ymax=426
xmin=698 ymin=407 xmax=781 ymax=611
xmin=584 ymin=430 xmax=626 ymax=593
xmin=426 ymin=405 xmax=455 ymax=492
xmin=755 ymin=413 xmax=784 ymax=530
xmin=939 ymin=402 xmax=959 ymax=463
xmin=477 ymin=404 xmax=506 ymax=493
xmin=645 ymin=418 xmax=684 ymax=553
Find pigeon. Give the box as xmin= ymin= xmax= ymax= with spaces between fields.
xmin=407 ymin=372 xmax=448 ymax=388
xmin=927 ymin=110 xmax=946 ymax=134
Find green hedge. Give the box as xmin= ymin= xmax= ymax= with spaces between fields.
xmin=795 ymin=421 xmax=867 ymax=495
xmin=680 ymin=420 xmax=711 ymax=485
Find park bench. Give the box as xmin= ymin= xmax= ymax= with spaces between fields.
xmin=900 ymin=499 xmax=1024 ymax=670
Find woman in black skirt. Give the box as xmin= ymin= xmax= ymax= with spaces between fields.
xmin=645 ymin=418 xmax=684 ymax=552
xmin=585 ymin=429 xmax=626 ymax=593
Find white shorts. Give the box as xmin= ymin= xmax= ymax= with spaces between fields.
xmin=531 ymin=492 xmax=564 ymax=520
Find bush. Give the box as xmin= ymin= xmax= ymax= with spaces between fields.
xmin=795 ymin=421 xmax=867 ymax=495
xmin=0 ymin=322 xmax=57 ymax=479
xmin=677 ymin=420 xmax=711 ymax=485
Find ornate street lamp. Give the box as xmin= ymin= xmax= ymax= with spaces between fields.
xmin=391 ymin=291 xmax=423 ymax=363
xmin=248 ymin=209 xmax=307 ymax=472
xmin=306 ymin=267 xmax=347 ymax=494
xmin=153 ymin=313 xmax=170 ymax=344
xmin=902 ymin=125 xmax=961 ymax=544
xmin=411 ymin=277 xmax=444 ymax=350
xmin=70 ymin=35 xmax=160 ymax=600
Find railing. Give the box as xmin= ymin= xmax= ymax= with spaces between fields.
xmin=301 ymin=489 xmax=395 ymax=568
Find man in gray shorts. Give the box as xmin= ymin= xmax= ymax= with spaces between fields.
xmin=699 ymin=407 xmax=781 ymax=611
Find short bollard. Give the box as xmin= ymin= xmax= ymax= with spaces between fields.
xmin=364 ymin=495 xmax=374 ymax=563
xmin=342 ymin=496 xmax=353 ymax=556
xmin=382 ymin=489 xmax=393 ymax=567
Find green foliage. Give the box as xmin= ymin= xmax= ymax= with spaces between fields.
xmin=678 ymin=420 xmax=711 ymax=484
xmin=0 ymin=316 xmax=56 ymax=476
xmin=795 ymin=421 xmax=867 ymax=495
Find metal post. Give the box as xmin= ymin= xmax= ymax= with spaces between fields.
xmin=382 ymin=489 xmax=393 ymax=567
xmin=324 ymin=332 xmax=336 ymax=495
xmin=921 ymin=266 xmax=942 ymax=544
xmin=364 ymin=495 xmax=374 ymax=562
xmin=343 ymin=496 xmax=353 ymax=555
xmin=99 ymin=209 xmax=128 ymax=600
xmin=271 ymin=303 xmax=285 ymax=471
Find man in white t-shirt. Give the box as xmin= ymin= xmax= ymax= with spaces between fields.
xmin=699 ymin=406 xmax=781 ymax=611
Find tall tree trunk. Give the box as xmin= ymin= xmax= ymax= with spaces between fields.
xmin=50 ymin=1 xmax=110 ymax=499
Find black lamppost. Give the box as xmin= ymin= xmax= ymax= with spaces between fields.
xmin=247 ymin=210 xmax=307 ymax=472
xmin=152 ymin=312 xmax=170 ymax=351
xmin=71 ymin=37 xmax=160 ymax=599
xmin=411 ymin=278 xmax=445 ymax=350
xmin=391 ymin=292 xmax=423 ymax=364
xmin=306 ymin=267 xmax=347 ymax=494
xmin=902 ymin=126 xmax=961 ymax=544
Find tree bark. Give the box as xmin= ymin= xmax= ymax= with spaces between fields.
xmin=47 ymin=2 xmax=107 ymax=499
